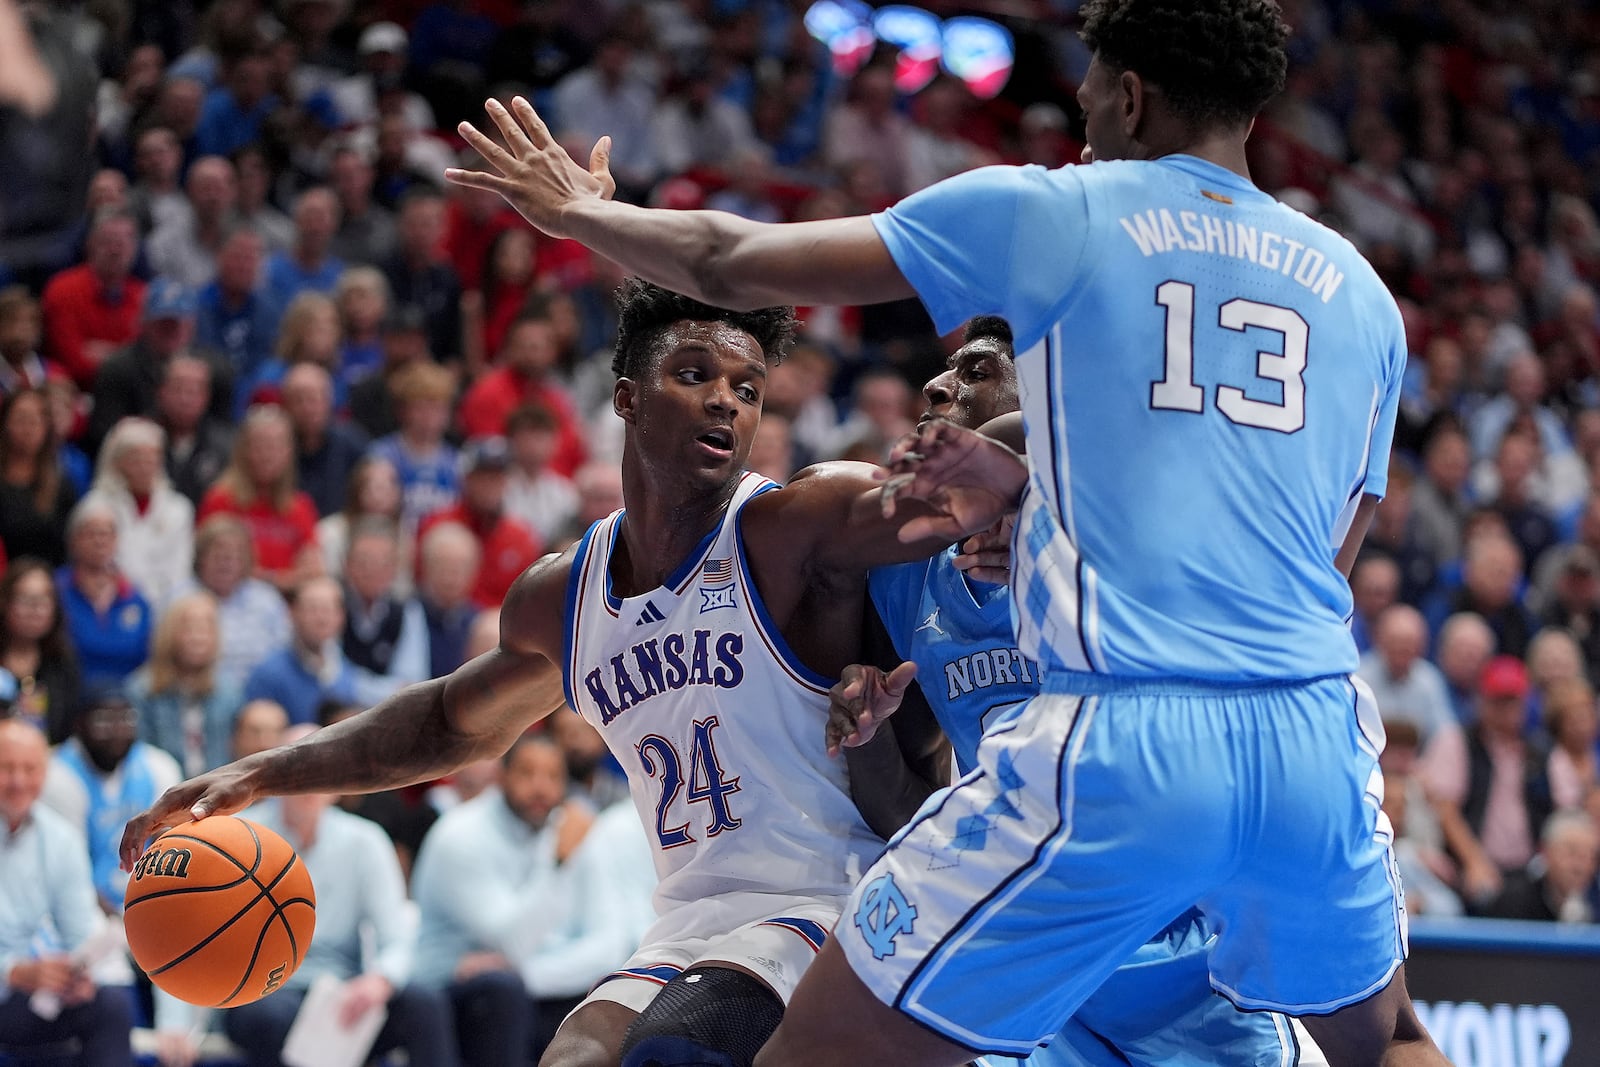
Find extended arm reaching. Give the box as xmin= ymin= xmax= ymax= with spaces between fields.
xmin=443 ymin=97 xmax=914 ymax=312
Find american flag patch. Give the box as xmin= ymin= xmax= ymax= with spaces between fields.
xmin=704 ymin=558 xmax=733 ymax=584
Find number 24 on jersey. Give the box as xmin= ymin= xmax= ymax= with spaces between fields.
xmin=637 ymin=717 xmax=742 ymax=848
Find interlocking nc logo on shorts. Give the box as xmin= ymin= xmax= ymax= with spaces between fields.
xmin=854 ymin=873 xmax=917 ymax=960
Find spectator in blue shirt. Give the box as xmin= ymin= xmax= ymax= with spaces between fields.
xmin=263 ymin=188 xmax=345 ymax=322
xmin=194 ymin=51 xmax=279 ymax=159
xmin=195 ymin=226 xmax=277 ymax=380
xmin=55 ymin=498 xmax=153 ymax=687
xmin=243 ymin=576 xmax=358 ymax=725
xmin=0 ymin=719 xmax=134 ymax=1067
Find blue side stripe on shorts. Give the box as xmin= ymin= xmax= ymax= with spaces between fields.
xmin=597 ymin=965 xmax=683 ymax=989
xmin=759 ymin=917 xmax=829 ymax=952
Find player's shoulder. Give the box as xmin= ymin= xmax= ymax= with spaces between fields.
xmin=747 ymin=460 xmax=881 ymax=520
xmin=501 ymin=542 xmax=584 ymax=655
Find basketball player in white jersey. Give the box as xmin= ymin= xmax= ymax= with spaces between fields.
xmin=121 ymin=279 xmax=955 ymax=1067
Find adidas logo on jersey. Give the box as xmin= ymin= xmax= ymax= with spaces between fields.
xmin=635 ymin=601 xmax=667 ymax=627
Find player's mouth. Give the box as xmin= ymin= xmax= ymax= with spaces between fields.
xmin=917 ymin=408 xmax=947 ymax=429
xmin=695 ymin=426 xmax=736 ymax=459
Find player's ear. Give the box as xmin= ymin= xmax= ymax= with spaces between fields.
xmin=614 ymin=377 xmax=639 ymax=424
xmin=1120 ymin=69 xmax=1143 ymax=138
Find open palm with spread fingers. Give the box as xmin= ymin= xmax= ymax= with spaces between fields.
xmin=444 ymin=97 xmax=616 ymax=237
xmin=881 ymin=419 xmax=1028 ymax=544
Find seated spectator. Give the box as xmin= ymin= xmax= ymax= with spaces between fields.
xmin=328 ymin=145 xmax=399 ymax=269
xmin=0 ymin=558 xmax=80 ymax=743
xmin=369 ymin=361 xmax=460 ymax=527
xmin=317 ymin=455 xmax=412 ymax=589
xmin=43 ymin=377 xmax=91 ymax=496
xmin=748 ymin=410 xmax=796 ymax=484
xmin=232 ymin=144 xmax=293 ymax=252
xmin=146 ymin=155 xmax=238 ymax=288
xmin=1485 ymin=429 xmax=1559 ymax=571
xmin=335 ymin=266 xmax=390 ymax=385
xmin=824 ymin=64 xmax=912 ymax=198
xmin=41 ymin=685 xmax=180 ymax=912
xmin=0 ymin=719 xmax=134 ymax=1067
xmin=335 ymin=22 xmax=436 ymax=132
xmin=199 ymin=405 xmax=323 ymax=594
xmin=238 ymin=292 xmax=346 ymax=417
xmin=350 ymin=305 xmax=430 ymax=441
xmin=263 ymin=188 xmax=345 ymax=320
xmin=547 ymin=705 xmax=628 ymax=812
xmin=419 ymin=438 xmax=541 ymax=610
xmin=551 ymin=35 xmax=659 ymax=197
xmin=412 ymin=734 xmax=642 ymax=1066
xmin=1425 ymin=656 xmax=1554 ymax=911
xmin=40 ymin=210 xmax=144 ymax=387
xmin=549 ymin=460 xmax=624 ymax=550
xmin=1543 ymin=677 xmax=1600 ymax=811
xmin=284 ymin=363 xmax=368 ymax=519
xmin=56 ymin=498 xmax=153 ymax=687
xmin=195 ymin=226 xmax=277 ymax=381
xmin=1382 ymin=766 xmax=1463 ymax=918
xmin=1348 ymin=554 xmax=1400 ymax=655
xmin=0 ymin=285 xmax=57 ymax=396
xmin=1434 ymin=611 xmax=1497 ymax=725
xmin=1481 ymin=810 xmax=1599 ymax=923
xmin=318 ymin=701 xmax=440 ymax=881
xmin=180 ymin=516 xmax=292 ymax=691
xmin=649 ymin=57 xmax=758 ymax=178
xmin=1380 ymin=720 xmax=1462 ymax=917
xmin=230 ymin=697 xmax=287 ymax=760
xmin=1364 ymin=466 xmax=1436 ymax=604
xmin=1527 ymin=627 xmax=1588 ymax=718
xmin=243 ymin=576 xmax=357 ymax=725
xmin=1356 ymin=604 xmax=1456 ymax=744
xmin=459 ymin=306 xmax=586 ymax=476
xmin=87 ymin=277 xmax=232 ymax=456
xmin=1469 ymin=353 xmax=1572 ymax=463
xmin=128 ymin=591 xmax=241 ymax=777
xmin=342 ymin=520 xmax=428 ymax=705
xmin=1430 ymin=533 xmax=1540 ymax=659
xmin=195 ymin=49 xmax=278 ymax=159
xmin=1541 ymin=544 xmax=1600 ymax=682
xmin=417 ymin=521 xmax=480 ymax=678
xmin=212 ymin=723 xmax=457 ymax=1067
xmin=1411 ymin=423 xmax=1474 ymax=571
xmin=85 ymin=417 xmax=194 ymax=607
xmin=903 ymin=75 xmax=1000 ymax=192
xmin=465 ymin=228 xmax=539 ymax=375
xmin=157 ymin=354 xmax=234 ymax=507
xmin=0 ymin=387 xmax=76 ymax=565
xmin=503 ymin=403 xmax=578 ymax=543
xmin=383 ymin=189 xmax=463 ymax=366
xmin=830 ymin=367 xmax=917 ymax=462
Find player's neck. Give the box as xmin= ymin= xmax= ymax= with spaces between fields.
xmin=614 ymin=472 xmax=737 ymax=595
xmin=1136 ymin=116 xmax=1254 ymax=183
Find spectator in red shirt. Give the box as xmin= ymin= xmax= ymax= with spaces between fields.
xmin=457 ymin=302 xmax=585 ymax=476
xmin=444 ymin=182 xmax=519 ymax=292
xmin=198 ymin=405 xmax=323 ymax=594
xmin=418 ymin=437 xmax=539 ymax=609
xmin=40 ymin=210 xmax=145 ymax=387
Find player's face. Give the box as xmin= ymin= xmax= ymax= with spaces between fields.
xmin=1077 ymin=55 xmax=1131 ymax=164
xmin=920 ymin=339 xmax=1019 ymax=431
xmin=626 ymin=321 xmax=768 ymax=490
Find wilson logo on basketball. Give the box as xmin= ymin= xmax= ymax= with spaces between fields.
xmin=262 ymin=964 xmax=288 ymax=997
xmin=132 ymin=847 xmax=194 ymax=880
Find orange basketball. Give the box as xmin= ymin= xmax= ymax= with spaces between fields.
xmin=124 ymin=816 xmax=316 ymax=1008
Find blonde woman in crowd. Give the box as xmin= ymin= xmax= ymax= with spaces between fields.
xmin=197 ymin=405 xmax=323 ymax=593
xmin=1543 ymin=677 xmax=1600 ymax=811
xmin=238 ymin=291 xmax=345 ymax=415
xmin=317 ymin=454 xmax=413 ymax=593
xmin=335 ymin=265 xmax=390 ymax=386
xmin=129 ymin=591 xmax=242 ymax=777
xmin=177 ymin=515 xmax=293 ymax=689
xmin=85 ymin=417 xmax=194 ymax=607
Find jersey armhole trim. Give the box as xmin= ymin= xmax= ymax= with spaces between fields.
xmin=562 ymin=518 xmax=603 ymax=711
xmin=734 ymin=484 xmax=835 ymax=694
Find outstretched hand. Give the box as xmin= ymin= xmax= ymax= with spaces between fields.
xmin=826 ymin=661 xmax=918 ymax=758
xmin=444 ymin=97 xmax=616 ymax=238
xmin=119 ymin=764 xmax=260 ymax=872
xmin=881 ymin=419 xmax=1027 ymax=544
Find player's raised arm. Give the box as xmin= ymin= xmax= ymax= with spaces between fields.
xmin=120 ymin=552 xmax=574 ymax=869
xmin=443 ymin=97 xmax=914 ymax=312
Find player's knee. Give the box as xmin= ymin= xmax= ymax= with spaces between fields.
xmin=619 ymin=966 xmax=784 ymax=1067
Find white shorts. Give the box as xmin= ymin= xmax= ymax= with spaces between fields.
xmin=578 ymin=900 xmax=838 ymax=1014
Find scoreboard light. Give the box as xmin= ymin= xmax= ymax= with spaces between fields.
xmin=805 ymin=1 xmax=1015 ymax=97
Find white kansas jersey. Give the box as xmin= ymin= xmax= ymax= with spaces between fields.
xmin=563 ymin=472 xmax=882 ymax=940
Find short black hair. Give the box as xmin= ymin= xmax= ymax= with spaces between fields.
xmin=611 ymin=277 xmax=798 ymax=379
xmin=1079 ymin=0 xmax=1289 ymax=129
xmin=962 ymin=316 xmax=1013 ymax=350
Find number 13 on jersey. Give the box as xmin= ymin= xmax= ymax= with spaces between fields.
xmin=1149 ymin=280 xmax=1309 ymax=434
xmin=637 ymin=717 xmax=743 ymax=849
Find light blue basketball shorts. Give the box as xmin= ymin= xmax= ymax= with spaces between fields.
xmin=839 ymin=673 xmax=1407 ymax=1057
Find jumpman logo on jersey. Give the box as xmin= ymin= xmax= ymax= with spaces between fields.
xmin=854 ymin=873 xmax=917 ymax=961
xmin=915 ymin=609 xmax=946 ymax=636
xmin=932 ymin=751 xmax=1025 ymax=870
xmin=635 ymin=600 xmax=667 ymax=626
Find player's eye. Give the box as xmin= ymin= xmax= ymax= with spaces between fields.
xmin=737 ymin=385 xmax=760 ymax=403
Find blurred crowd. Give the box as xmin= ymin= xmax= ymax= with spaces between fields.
xmin=3 ymin=0 xmax=1600 ymax=1063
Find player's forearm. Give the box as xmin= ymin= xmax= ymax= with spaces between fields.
xmin=845 ymin=724 xmax=938 ymax=840
xmin=558 ymin=199 xmax=907 ymax=311
xmin=243 ymin=678 xmax=484 ymax=797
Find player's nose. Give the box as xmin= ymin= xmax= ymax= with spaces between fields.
xmin=923 ymin=373 xmax=955 ymax=407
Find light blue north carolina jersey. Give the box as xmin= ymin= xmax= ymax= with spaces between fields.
xmin=869 ymin=548 xmax=1033 ymax=775
xmin=873 ymin=156 xmax=1406 ymax=682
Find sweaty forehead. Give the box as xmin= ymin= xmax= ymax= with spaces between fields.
xmin=657 ymin=320 xmax=768 ymax=372
xmin=952 ymin=338 xmax=1010 ymax=368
